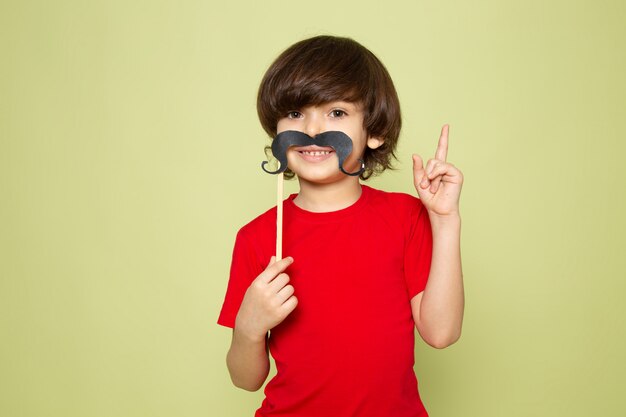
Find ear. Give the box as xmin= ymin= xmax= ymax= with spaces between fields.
xmin=367 ymin=137 xmax=385 ymax=149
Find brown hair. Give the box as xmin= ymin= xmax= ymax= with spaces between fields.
xmin=257 ymin=35 xmax=401 ymax=180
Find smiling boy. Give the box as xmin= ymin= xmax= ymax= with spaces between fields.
xmin=218 ymin=35 xmax=464 ymax=417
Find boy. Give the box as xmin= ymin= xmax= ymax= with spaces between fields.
xmin=218 ymin=36 xmax=464 ymax=417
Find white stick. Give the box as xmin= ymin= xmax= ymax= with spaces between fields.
xmin=276 ymin=172 xmax=284 ymax=260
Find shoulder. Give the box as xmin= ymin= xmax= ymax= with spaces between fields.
xmin=230 ymin=205 xmax=277 ymax=269
xmin=236 ymin=205 xmax=277 ymax=241
xmin=364 ymin=185 xmax=426 ymax=214
xmin=363 ymin=186 xmax=429 ymax=236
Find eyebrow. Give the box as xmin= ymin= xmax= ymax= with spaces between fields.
xmin=322 ymin=101 xmax=360 ymax=110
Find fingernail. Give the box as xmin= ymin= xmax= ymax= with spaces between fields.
xmin=421 ymin=178 xmax=429 ymax=188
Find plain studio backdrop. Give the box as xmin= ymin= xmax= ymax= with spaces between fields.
xmin=1 ymin=1 xmax=625 ymax=416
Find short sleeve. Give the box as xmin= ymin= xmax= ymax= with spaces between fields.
xmin=217 ymin=230 xmax=264 ymax=328
xmin=404 ymin=199 xmax=433 ymax=298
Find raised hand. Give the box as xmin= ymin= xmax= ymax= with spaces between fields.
xmin=412 ymin=125 xmax=464 ymax=218
xmin=235 ymin=256 xmax=298 ymax=341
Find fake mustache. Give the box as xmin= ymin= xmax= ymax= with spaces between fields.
xmin=261 ymin=130 xmax=365 ymax=177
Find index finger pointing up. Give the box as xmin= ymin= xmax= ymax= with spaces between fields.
xmin=435 ymin=124 xmax=449 ymax=162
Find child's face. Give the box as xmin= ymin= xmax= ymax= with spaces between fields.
xmin=276 ymin=101 xmax=383 ymax=185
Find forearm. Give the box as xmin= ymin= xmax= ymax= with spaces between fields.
xmin=226 ymin=326 xmax=270 ymax=391
xmin=419 ymin=214 xmax=464 ymax=348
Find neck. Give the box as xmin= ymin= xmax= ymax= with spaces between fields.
xmin=294 ymin=177 xmax=362 ymax=213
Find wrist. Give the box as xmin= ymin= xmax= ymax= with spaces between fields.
xmin=234 ymin=318 xmax=268 ymax=344
xmin=428 ymin=211 xmax=461 ymax=230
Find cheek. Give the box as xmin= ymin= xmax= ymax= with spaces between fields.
xmin=285 ymin=148 xmax=297 ymax=165
xmin=352 ymin=139 xmax=369 ymax=157
xmin=277 ymin=117 xmax=306 ymax=134
xmin=276 ymin=118 xmax=292 ymax=134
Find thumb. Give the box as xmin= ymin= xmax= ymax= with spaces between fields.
xmin=412 ymin=154 xmax=426 ymax=191
xmin=412 ymin=154 xmax=425 ymax=176
xmin=412 ymin=154 xmax=423 ymax=171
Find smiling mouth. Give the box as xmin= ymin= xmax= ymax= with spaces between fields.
xmin=295 ymin=145 xmax=335 ymax=155
xmin=299 ymin=150 xmax=333 ymax=156
xmin=294 ymin=147 xmax=335 ymax=162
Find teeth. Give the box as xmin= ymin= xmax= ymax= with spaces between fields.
xmin=302 ymin=151 xmax=331 ymax=156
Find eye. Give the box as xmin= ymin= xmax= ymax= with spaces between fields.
xmin=287 ymin=111 xmax=302 ymax=119
xmin=330 ymin=109 xmax=347 ymax=118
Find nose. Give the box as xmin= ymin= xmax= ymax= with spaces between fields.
xmin=303 ymin=112 xmax=323 ymax=138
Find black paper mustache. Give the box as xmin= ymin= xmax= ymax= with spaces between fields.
xmin=261 ymin=130 xmax=365 ymax=177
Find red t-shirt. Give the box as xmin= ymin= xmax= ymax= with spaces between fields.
xmin=218 ymin=185 xmax=433 ymax=417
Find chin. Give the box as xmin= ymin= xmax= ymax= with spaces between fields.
xmin=296 ymin=171 xmax=352 ymax=186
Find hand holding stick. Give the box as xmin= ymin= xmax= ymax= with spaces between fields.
xmin=276 ymin=172 xmax=283 ymax=260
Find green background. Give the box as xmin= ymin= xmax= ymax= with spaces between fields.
xmin=2 ymin=0 xmax=625 ymax=416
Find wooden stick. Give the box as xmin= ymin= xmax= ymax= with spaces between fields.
xmin=276 ymin=172 xmax=284 ymax=260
